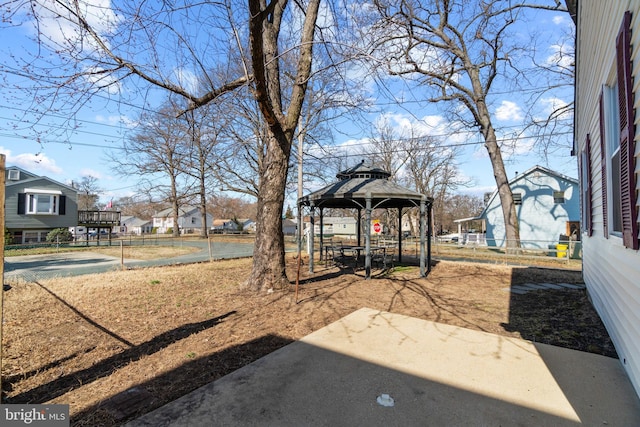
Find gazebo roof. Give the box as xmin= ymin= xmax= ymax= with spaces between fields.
xmin=298 ymin=161 xmax=432 ymax=209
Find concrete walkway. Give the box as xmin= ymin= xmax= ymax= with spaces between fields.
xmin=127 ymin=308 xmax=640 ymax=426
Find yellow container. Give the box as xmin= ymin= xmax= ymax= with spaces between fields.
xmin=556 ymin=244 xmax=568 ymax=258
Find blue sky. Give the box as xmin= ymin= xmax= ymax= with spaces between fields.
xmin=0 ymin=2 xmax=576 ymax=207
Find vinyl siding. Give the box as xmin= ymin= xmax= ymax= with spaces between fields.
xmin=575 ymin=0 xmax=640 ymax=398
xmin=5 ymin=177 xmax=78 ymax=230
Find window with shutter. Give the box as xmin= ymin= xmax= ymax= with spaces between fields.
xmin=581 ymin=134 xmax=593 ymax=236
xmin=599 ymin=91 xmax=609 ymax=238
xmin=21 ymin=189 xmax=62 ymax=215
xmin=616 ymin=11 xmax=638 ymax=250
xmin=599 ymin=11 xmax=638 ymax=249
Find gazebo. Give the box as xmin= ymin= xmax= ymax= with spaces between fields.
xmin=297 ymin=161 xmax=434 ymax=279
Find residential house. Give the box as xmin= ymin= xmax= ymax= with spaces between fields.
xmin=4 ymin=166 xmax=78 ymax=243
xmin=211 ymin=218 xmax=254 ymax=233
xmin=574 ymin=1 xmax=640 ymax=397
xmin=478 ymin=165 xmax=580 ymax=249
xmin=308 ymin=216 xmax=358 ymax=237
xmin=152 ymin=206 xmax=212 ymax=234
xmin=282 ymin=218 xmax=297 ymax=235
xmin=115 ymin=215 xmax=153 ymax=235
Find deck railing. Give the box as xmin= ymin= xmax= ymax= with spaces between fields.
xmin=78 ymin=210 xmax=121 ymax=225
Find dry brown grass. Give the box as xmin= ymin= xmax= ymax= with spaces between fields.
xmin=1 ymin=256 xmax=614 ymax=426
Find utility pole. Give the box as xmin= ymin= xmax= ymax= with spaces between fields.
xmin=0 ymin=154 xmax=6 ymax=396
xmin=297 ymin=130 xmax=305 ymax=255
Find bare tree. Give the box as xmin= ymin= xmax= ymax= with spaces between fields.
xmin=73 ymin=175 xmax=102 ymax=211
xmin=181 ymin=104 xmax=223 ymax=238
xmin=113 ymin=196 xmax=161 ymax=220
xmin=111 ymin=104 xmax=193 ymax=237
xmin=357 ymin=116 xmax=468 ymax=236
xmin=440 ymin=193 xmax=485 ymax=234
xmin=403 ymin=136 xmax=470 ymax=236
xmin=368 ymin=0 xmax=567 ymax=249
xmin=244 ymin=0 xmax=322 ymax=290
xmin=208 ymin=194 xmax=257 ymax=222
xmin=1 ymin=1 xmax=331 ymax=291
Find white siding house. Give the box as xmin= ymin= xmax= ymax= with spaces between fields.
xmin=116 ymin=215 xmax=153 ymax=235
xmin=480 ymin=166 xmax=580 ymax=249
xmin=574 ymin=0 xmax=640 ymax=397
xmin=310 ymin=216 xmax=358 ymax=237
xmin=152 ymin=206 xmax=213 ymax=234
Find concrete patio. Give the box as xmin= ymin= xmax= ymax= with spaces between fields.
xmin=127 ymin=307 xmax=640 ymax=426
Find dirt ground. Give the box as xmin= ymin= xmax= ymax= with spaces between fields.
xmin=1 ymin=255 xmax=615 ymax=426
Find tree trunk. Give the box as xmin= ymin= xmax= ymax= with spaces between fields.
xmin=170 ymin=175 xmax=180 ymax=237
xmin=483 ymin=125 xmax=520 ymax=249
xmin=244 ymin=131 xmax=290 ymax=292
xmin=198 ymin=170 xmax=208 ymax=239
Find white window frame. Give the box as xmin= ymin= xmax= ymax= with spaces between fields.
xmin=553 ymin=191 xmax=565 ymax=204
xmin=603 ymin=79 xmax=624 ymax=239
xmin=24 ymin=188 xmax=62 ymax=215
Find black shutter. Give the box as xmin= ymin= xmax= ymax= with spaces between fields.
xmin=17 ymin=193 xmax=25 ymax=214
xmin=582 ymin=134 xmax=593 ymax=237
xmin=59 ymin=195 xmax=66 ymax=215
xmin=616 ymin=11 xmax=639 ymax=250
xmin=599 ymin=91 xmax=609 ymax=238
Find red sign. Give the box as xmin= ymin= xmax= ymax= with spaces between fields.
xmin=373 ymin=222 xmax=381 ymax=233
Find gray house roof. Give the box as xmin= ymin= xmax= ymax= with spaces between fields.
xmin=154 ymin=206 xmax=204 ymax=218
xmin=120 ymin=215 xmax=152 ymax=227
xmin=5 ymin=166 xmax=78 ymax=193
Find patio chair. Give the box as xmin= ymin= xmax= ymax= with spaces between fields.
xmin=372 ymin=250 xmax=395 ymax=269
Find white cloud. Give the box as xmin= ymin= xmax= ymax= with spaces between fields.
xmin=545 ymin=43 xmax=573 ymax=69
xmin=84 ymin=65 xmax=122 ymax=94
xmin=79 ymin=168 xmax=103 ymax=179
xmin=495 ymin=101 xmax=523 ymax=121
xmin=95 ymin=114 xmax=137 ymax=128
xmin=539 ymin=96 xmax=571 ymax=120
xmin=174 ymin=68 xmax=199 ymax=93
xmin=0 ymin=147 xmax=63 ymax=175
xmin=32 ymin=0 xmax=120 ymax=50
xmin=552 ymin=15 xmax=569 ymax=26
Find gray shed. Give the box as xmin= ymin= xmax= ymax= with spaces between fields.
xmin=298 ymin=161 xmax=433 ymax=278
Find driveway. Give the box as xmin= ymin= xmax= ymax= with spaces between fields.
xmin=3 ymin=240 xmax=256 ymax=283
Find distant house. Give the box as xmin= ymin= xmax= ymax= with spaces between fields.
xmin=282 ymin=218 xmax=297 ymax=235
xmin=115 ymin=215 xmax=153 ymax=235
xmin=479 ymin=165 xmax=580 ymax=249
xmin=152 ymin=206 xmax=212 ymax=234
xmin=574 ymin=2 xmax=640 ymax=398
xmin=4 ymin=166 xmax=78 ymax=243
xmin=211 ymin=218 xmax=254 ymax=233
xmin=308 ymin=216 xmax=358 ymax=237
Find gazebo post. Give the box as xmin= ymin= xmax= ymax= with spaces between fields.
xmin=319 ymin=208 xmax=324 ymax=261
xmin=309 ymin=205 xmax=315 ymax=274
xmin=365 ymin=193 xmax=372 ymax=279
xmin=397 ymin=207 xmax=403 ymax=263
xmin=356 ymin=207 xmax=362 ymax=246
xmin=427 ymin=199 xmax=433 ymax=273
xmin=420 ymin=197 xmax=426 ymax=277
xmin=296 ymin=202 xmax=303 ymax=259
